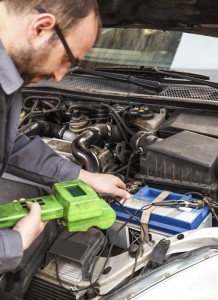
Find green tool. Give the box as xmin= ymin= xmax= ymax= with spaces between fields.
xmin=0 ymin=180 xmax=116 ymax=232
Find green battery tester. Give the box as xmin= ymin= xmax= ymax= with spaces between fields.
xmin=0 ymin=180 xmax=116 ymax=232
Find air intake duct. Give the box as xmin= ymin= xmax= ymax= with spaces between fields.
xmin=71 ymin=123 xmax=122 ymax=173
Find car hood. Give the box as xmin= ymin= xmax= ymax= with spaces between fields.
xmin=97 ymin=0 xmax=218 ymax=36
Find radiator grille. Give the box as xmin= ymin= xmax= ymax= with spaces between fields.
xmin=28 ymin=74 xmax=218 ymax=102
xmin=24 ymin=277 xmax=75 ymax=300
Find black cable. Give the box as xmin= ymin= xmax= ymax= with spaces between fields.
xmin=113 ymin=158 xmax=139 ymax=175
xmin=54 ymin=254 xmax=76 ymax=296
xmin=20 ymin=96 xmax=61 ymax=126
xmin=88 ymin=201 xmax=152 ymax=297
xmin=184 ymin=191 xmax=205 ymax=198
xmin=89 ymin=215 xmax=135 ymax=287
xmin=68 ymin=103 xmax=100 ymax=112
xmin=112 ymin=198 xmax=150 ymax=242
xmin=184 ymin=191 xmax=218 ymax=222
xmin=23 ymin=96 xmax=61 ymax=111
xmin=126 ymin=150 xmax=141 ymax=182
xmin=88 ymin=219 xmax=131 ymax=295
xmin=100 ymin=103 xmax=135 ymax=136
xmin=139 ymin=260 xmax=149 ymax=276
xmin=97 ymin=244 xmax=143 ymax=299
xmin=110 ymin=112 xmax=132 ymax=147
xmin=128 ymin=244 xmax=142 ymax=281
xmin=203 ymin=198 xmax=218 ymax=223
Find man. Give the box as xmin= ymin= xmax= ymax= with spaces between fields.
xmin=0 ymin=0 xmax=130 ymax=275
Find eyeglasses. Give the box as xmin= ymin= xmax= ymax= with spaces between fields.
xmin=35 ymin=6 xmax=79 ymax=68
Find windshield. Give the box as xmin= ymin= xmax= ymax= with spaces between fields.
xmin=81 ymin=28 xmax=218 ymax=82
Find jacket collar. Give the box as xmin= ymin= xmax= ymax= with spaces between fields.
xmin=0 ymin=40 xmax=23 ymax=95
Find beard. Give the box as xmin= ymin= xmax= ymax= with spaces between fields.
xmin=9 ymin=43 xmax=53 ymax=85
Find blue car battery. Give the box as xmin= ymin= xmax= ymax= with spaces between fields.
xmin=107 ymin=185 xmax=212 ymax=249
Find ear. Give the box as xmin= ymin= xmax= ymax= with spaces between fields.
xmin=27 ymin=14 xmax=56 ymax=43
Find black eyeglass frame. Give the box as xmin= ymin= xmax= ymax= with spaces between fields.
xmin=35 ymin=6 xmax=79 ymax=68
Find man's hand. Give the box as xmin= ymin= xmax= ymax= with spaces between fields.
xmin=13 ymin=202 xmax=48 ymax=250
xmin=78 ymin=169 xmax=130 ymax=199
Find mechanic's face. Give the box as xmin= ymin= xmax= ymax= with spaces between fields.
xmin=9 ymin=11 xmax=98 ymax=84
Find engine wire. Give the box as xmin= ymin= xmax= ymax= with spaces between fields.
xmin=125 ymin=150 xmax=142 ymax=182
xmin=87 ymin=199 xmax=152 ymax=297
xmin=100 ymin=103 xmax=135 ymax=136
xmin=184 ymin=191 xmax=218 ymax=222
xmin=20 ymin=96 xmax=61 ymax=126
xmin=113 ymin=158 xmax=139 ymax=175
xmin=110 ymin=112 xmax=132 ymax=147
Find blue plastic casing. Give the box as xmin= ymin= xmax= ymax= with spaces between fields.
xmin=111 ymin=185 xmax=210 ymax=235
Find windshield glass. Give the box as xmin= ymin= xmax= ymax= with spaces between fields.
xmin=81 ymin=28 xmax=218 ymax=82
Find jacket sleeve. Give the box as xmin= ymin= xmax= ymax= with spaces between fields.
xmin=5 ymin=132 xmax=82 ymax=186
xmin=0 ymin=229 xmax=23 ymax=273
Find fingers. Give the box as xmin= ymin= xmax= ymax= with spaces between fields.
xmin=113 ymin=177 xmax=131 ymax=199
xmin=79 ymin=170 xmax=131 ymax=200
xmin=27 ymin=202 xmax=48 ymax=230
xmin=106 ymin=176 xmax=130 ymax=199
xmin=115 ymin=178 xmax=127 ymax=190
xmin=114 ymin=187 xmax=131 ymax=199
xmin=26 ymin=202 xmax=41 ymax=220
xmin=13 ymin=201 xmax=48 ymax=250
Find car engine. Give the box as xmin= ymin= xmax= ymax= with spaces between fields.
xmin=19 ymin=72 xmax=218 ymax=299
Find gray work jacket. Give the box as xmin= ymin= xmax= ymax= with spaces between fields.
xmin=0 ymin=40 xmax=81 ymax=273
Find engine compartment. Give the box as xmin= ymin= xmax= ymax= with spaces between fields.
xmin=19 ymin=73 xmax=218 ymax=299
xmin=20 ymin=75 xmax=218 ymax=197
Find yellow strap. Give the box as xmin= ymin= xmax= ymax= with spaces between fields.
xmin=141 ymin=190 xmax=171 ymax=242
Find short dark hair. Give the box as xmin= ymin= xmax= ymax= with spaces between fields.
xmin=3 ymin=0 xmax=100 ymax=32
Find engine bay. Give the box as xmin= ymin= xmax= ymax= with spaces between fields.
xmin=20 ymin=72 xmax=218 ymax=299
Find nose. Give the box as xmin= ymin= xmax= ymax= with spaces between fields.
xmin=52 ymin=65 xmax=70 ymax=82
